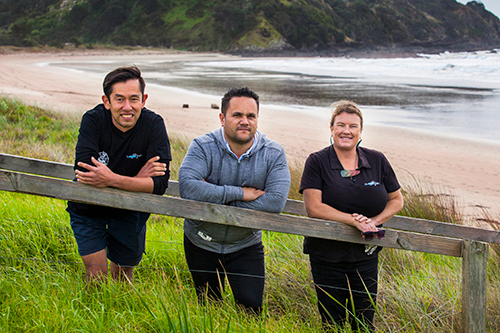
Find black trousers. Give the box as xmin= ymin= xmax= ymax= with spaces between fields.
xmin=184 ymin=235 xmax=265 ymax=313
xmin=310 ymin=255 xmax=379 ymax=332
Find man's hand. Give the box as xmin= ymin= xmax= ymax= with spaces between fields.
xmin=242 ymin=187 xmax=265 ymax=202
xmin=136 ymin=156 xmax=166 ymax=178
xmin=75 ymin=156 xmax=116 ymax=188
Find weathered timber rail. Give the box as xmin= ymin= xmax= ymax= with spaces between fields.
xmin=0 ymin=153 xmax=492 ymax=333
xmin=1 ymin=153 xmax=498 ymax=245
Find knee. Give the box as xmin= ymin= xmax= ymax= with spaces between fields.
xmin=233 ymin=291 xmax=262 ymax=314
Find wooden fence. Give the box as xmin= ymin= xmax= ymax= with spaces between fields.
xmin=0 ymin=153 xmax=497 ymax=333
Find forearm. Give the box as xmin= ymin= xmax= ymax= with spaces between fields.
xmin=305 ymin=201 xmax=358 ymax=226
xmin=179 ymin=178 xmax=242 ymax=204
xmin=303 ymin=188 xmax=378 ymax=232
xmin=236 ymin=151 xmax=290 ymax=213
xmin=371 ymin=190 xmax=404 ymax=225
xmin=371 ymin=201 xmax=403 ymax=225
xmin=235 ymin=190 xmax=287 ymax=213
xmin=108 ymin=174 xmax=155 ymax=193
xmin=179 ymin=140 xmax=240 ymax=204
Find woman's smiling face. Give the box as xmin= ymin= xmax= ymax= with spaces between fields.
xmin=330 ymin=112 xmax=362 ymax=151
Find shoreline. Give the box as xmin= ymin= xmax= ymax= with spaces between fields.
xmin=0 ymin=50 xmax=499 ymax=219
xmin=2 ymin=43 xmax=499 ymax=59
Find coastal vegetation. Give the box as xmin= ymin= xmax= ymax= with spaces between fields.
xmin=1 ymin=97 xmax=500 ymax=331
xmin=0 ymin=0 xmax=499 ymax=54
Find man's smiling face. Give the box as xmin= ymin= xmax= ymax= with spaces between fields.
xmin=102 ymin=79 xmax=148 ymax=132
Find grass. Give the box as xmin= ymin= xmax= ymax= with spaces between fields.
xmin=398 ymin=176 xmax=464 ymax=224
xmin=1 ymin=96 xmax=500 ymax=332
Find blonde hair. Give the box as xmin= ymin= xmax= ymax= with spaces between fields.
xmin=329 ymin=100 xmax=363 ymax=129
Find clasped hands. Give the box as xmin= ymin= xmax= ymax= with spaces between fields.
xmin=352 ymin=213 xmax=379 ymax=232
xmin=75 ymin=156 xmax=166 ymax=187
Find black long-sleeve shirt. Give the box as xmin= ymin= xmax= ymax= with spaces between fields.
xmin=67 ymin=104 xmax=171 ymax=217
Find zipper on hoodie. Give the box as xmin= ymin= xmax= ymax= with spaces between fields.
xmin=221 ymin=153 xmax=244 ymax=254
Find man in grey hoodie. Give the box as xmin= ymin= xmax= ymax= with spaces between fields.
xmin=179 ymin=87 xmax=291 ymax=313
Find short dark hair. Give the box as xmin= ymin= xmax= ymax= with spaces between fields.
xmin=221 ymin=87 xmax=259 ymax=115
xmin=103 ymin=66 xmax=145 ymax=100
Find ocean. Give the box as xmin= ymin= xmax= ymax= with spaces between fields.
xmin=49 ymin=50 xmax=500 ymax=144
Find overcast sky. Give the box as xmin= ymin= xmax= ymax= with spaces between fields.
xmin=455 ymin=0 xmax=500 ymax=19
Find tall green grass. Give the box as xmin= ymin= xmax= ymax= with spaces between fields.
xmin=0 ymin=98 xmax=80 ymax=163
xmin=1 ymin=96 xmax=499 ymax=332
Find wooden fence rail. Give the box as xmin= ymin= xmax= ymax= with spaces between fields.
xmin=1 ymin=153 xmax=498 ymax=245
xmin=0 ymin=153 xmax=491 ymax=333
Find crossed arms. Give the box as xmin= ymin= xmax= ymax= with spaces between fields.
xmin=75 ymin=155 xmax=167 ymax=193
xmin=179 ymin=140 xmax=291 ymax=214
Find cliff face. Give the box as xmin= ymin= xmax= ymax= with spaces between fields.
xmin=0 ymin=0 xmax=499 ymax=53
xmin=466 ymin=1 xmax=500 ymax=34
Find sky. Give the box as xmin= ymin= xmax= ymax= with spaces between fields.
xmin=455 ymin=0 xmax=500 ymax=19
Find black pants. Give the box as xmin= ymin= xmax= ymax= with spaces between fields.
xmin=310 ymin=256 xmax=379 ymax=332
xmin=184 ymin=235 xmax=265 ymax=313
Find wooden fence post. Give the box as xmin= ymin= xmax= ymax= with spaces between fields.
xmin=462 ymin=239 xmax=488 ymax=333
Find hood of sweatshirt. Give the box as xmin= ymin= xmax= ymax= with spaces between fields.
xmin=210 ymin=127 xmax=266 ymax=158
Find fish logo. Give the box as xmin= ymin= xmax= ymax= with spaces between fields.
xmin=364 ymin=181 xmax=380 ymax=186
xmin=126 ymin=153 xmax=142 ymax=159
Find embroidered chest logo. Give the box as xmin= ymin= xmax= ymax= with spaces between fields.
xmin=364 ymin=181 xmax=380 ymax=186
xmin=127 ymin=153 xmax=142 ymax=159
xmin=98 ymin=151 xmax=109 ymax=165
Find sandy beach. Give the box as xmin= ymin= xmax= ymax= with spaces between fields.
xmin=1 ymin=50 xmax=499 ymax=219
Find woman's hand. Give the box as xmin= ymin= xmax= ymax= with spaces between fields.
xmin=303 ymin=189 xmax=381 ymax=232
xmin=352 ymin=213 xmax=378 ymax=232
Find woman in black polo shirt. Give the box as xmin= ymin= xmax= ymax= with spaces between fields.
xmin=300 ymin=100 xmax=404 ymax=331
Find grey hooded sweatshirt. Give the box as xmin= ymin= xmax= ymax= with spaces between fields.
xmin=179 ymin=128 xmax=291 ymax=254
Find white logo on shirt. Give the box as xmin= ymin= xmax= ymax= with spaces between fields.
xmin=197 ymin=231 xmax=213 ymax=242
xmin=98 ymin=151 xmax=109 ymax=165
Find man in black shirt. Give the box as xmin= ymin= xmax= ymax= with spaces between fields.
xmin=67 ymin=66 xmax=171 ymax=282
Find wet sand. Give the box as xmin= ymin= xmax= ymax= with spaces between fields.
xmin=0 ymin=50 xmax=499 ymax=219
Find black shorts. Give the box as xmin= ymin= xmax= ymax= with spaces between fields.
xmin=68 ymin=209 xmax=149 ymax=266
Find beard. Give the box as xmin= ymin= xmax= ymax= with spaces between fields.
xmin=226 ymin=127 xmax=255 ymax=145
